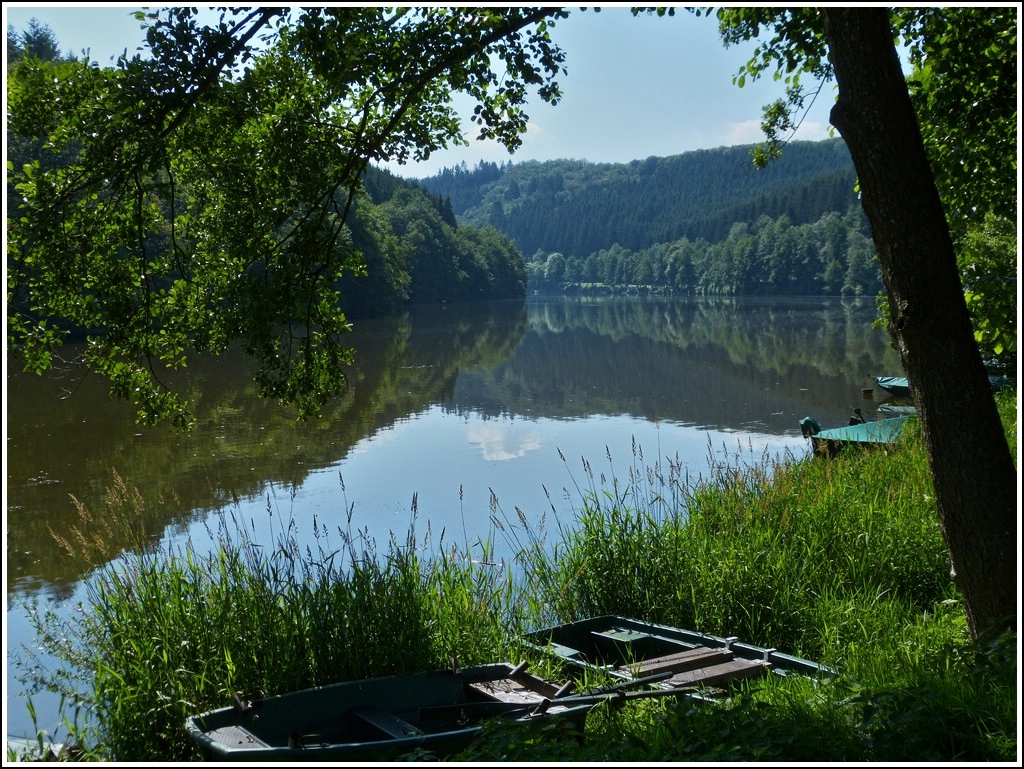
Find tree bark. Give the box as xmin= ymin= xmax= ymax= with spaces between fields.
xmin=819 ymin=8 xmax=1017 ymax=641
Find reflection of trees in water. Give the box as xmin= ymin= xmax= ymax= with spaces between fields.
xmin=457 ymin=296 xmax=901 ymax=428
xmin=6 ymin=301 xmax=528 ymax=597
xmin=7 ymin=296 xmax=896 ymax=596
xmin=527 ymin=295 xmax=893 ymax=377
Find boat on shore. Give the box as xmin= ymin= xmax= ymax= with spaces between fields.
xmin=878 ymin=403 xmax=917 ymax=415
xmin=872 ymin=376 xmax=912 ymax=397
xmin=800 ymin=414 xmax=911 ymax=458
xmin=522 ymin=616 xmax=833 ymax=699
xmin=184 ymin=661 xmax=591 ymax=761
xmin=873 ymin=373 xmax=1014 ymax=398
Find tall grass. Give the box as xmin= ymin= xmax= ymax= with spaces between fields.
xmin=12 ymin=392 xmax=1018 ymax=761
xmin=515 ymin=424 xmax=953 ymax=663
xmin=16 ymin=477 xmax=520 ymax=761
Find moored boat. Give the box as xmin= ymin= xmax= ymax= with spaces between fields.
xmin=873 ymin=373 xmax=1013 ymax=398
xmin=800 ymin=414 xmax=912 ymax=458
xmin=184 ymin=661 xmax=591 ymax=761
xmin=878 ymin=403 xmax=917 ymax=415
xmin=872 ymin=375 xmax=912 ymax=397
xmin=522 ymin=616 xmax=833 ymax=699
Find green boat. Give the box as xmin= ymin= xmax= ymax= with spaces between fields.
xmin=873 ymin=373 xmax=1013 ymax=398
xmin=878 ymin=403 xmax=917 ymax=415
xmin=522 ymin=616 xmax=833 ymax=699
xmin=800 ymin=414 xmax=911 ymax=458
xmin=184 ymin=662 xmax=592 ymax=761
xmin=873 ymin=375 xmax=912 ymax=397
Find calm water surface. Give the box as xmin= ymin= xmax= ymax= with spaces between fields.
xmin=4 ymin=295 xmax=904 ymax=738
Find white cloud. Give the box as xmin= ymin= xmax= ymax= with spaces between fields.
xmin=466 ymin=422 xmax=543 ymax=461
xmin=792 ymin=120 xmax=835 ymax=142
xmin=721 ymin=119 xmax=766 ymax=147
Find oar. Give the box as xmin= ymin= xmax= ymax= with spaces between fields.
xmin=419 ymin=682 xmax=698 ymax=724
xmin=530 ymin=683 xmax=699 ymax=714
xmin=572 ymin=669 xmax=675 ymax=694
xmin=526 ymin=671 xmax=688 ymax=714
xmin=417 ymin=670 xmax=680 ymax=723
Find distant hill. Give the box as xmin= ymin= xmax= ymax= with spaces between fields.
xmin=411 ymin=139 xmax=859 ymax=259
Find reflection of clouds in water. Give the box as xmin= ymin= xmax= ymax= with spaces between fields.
xmin=466 ymin=421 xmax=543 ymax=461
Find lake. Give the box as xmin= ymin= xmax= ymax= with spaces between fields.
xmin=4 ymin=294 xmax=904 ymax=739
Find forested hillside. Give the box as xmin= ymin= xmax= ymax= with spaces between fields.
xmin=414 ymin=139 xmax=860 ymax=257
xmin=409 ymin=139 xmax=881 ymax=297
xmin=8 ymin=13 xmax=871 ymax=328
xmin=524 ymin=205 xmax=882 ymax=297
xmin=337 ymin=168 xmax=527 ymax=316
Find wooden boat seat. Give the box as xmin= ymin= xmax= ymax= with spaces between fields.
xmin=347 ymin=705 xmax=421 ymax=739
xmin=466 ymin=677 xmax=550 ymax=705
xmin=621 ymin=646 xmax=735 ymax=676
xmin=544 ymin=641 xmax=585 ymax=659
xmin=593 ymin=628 xmax=651 ymax=644
xmin=204 ymin=724 xmax=270 ymax=750
xmin=466 ymin=663 xmax=564 ymax=704
xmin=663 ymin=658 xmax=771 ymax=689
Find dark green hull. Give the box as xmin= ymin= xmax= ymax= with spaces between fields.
xmin=185 ymin=662 xmax=588 ymax=761
xmin=523 ymin=616 xmax=832 ymax=696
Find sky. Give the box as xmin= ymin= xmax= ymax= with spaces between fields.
xmin=4 ymin=4 xmax=838 ymax=178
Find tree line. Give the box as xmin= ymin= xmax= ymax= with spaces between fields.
xmin=526 ymin=205 xmax=880 ymax=297
xmin=416 ymin=140 xmax=860 ymax=257
xmin=4 ymin=2 xmax=1017 ymax=662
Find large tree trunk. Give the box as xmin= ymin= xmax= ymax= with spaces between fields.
xmin=819 ymin=8 xmax=1016 ymax=641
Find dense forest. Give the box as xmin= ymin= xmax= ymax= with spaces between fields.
xmin=414 ymin=140 xmax=859 ymax=253
xmin=336 ymin=170 xmax=528 ymax=316
xmin=7 ymin=18 xmax=880 ymax=333
xmin=293 ymin=138 xmax=883 ymax=308
xmin=5 ymin=19 xmax=527 ymax=322
xmin=410 ymin=140 xmax=881 ymax=296
xmin=522 ymin=205 xmax=880 ymax=296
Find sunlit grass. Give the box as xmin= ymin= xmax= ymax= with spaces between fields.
xmin=12 ymin=392 xmax=1018 ymax=761
xmin=514 ymin=422 xmax=952 ymax=663
xmin=16 ymin=482 xmax=521 ymax=761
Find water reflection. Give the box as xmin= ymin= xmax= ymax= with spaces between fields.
xmin=6 ymin=295 xmax=901 ymax=601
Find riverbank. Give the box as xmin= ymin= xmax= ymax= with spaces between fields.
xmin=10 ymin=391 xmax=1017 ymax=761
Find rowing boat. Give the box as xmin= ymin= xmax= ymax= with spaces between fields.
xmin=184 ymin=662 xmax=589 ymax=761
xmin=873 ymin=375 xmax=912 ymax=397
xmin=522 ymin=615 xmax=833 ymax=698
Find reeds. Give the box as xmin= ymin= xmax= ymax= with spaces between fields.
xmin=13 ymin=392 xmax=1018 ymax=761
xmin=16 ymin=480 xmax=520 ymax=761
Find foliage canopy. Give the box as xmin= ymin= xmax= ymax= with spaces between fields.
xmin=714 ymin=5 xmax=1017 ymax=369
xmin=7 ymin=7 xmax=568 ymax=427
